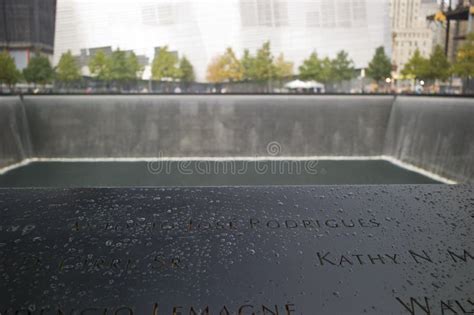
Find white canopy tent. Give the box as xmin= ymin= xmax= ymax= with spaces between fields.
xmin=285 ymin=80 xmax=325 ymax=92
xmin=285 ymin=80 xmax=307 ymax=89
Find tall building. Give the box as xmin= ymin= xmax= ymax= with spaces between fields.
xmin=390 ymin=0 xmax=439 ymax=78
xmin=54 ymin=0 xmax=391 ymax=82
xmin=0 ymin=0 xmax=57 ymax=70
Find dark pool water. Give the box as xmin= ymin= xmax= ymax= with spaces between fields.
xmin=0 ymin=160 xmax=441 ymax=187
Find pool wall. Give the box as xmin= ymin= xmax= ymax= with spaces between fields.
xmin=0 ymin=95 xmax=473 ymax=183
xmin=0 ymin=97 xmax=32 ymax=170
xmin=384 ymin=96 xmax=474 ymax=183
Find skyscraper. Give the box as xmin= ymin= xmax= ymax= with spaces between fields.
xmin=390 ymin=0 xmax=439 ymax=78
xmin=0 ymin=0 xmax=57 ymax=70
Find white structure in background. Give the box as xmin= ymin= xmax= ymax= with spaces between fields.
xmin=285 ymin=80 xmax=325 ymax=92
xmin=55 ymin=0 xmax=391 ymax=82
xmin=390 ymin=0 xmax=439 ymax=78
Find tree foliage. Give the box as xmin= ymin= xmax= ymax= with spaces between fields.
xmin=206 ymin=48 xmax=243 ymax=83
xmin=0 ymin=50 xmax=21 ymax=87
xmin=299 ymin=52 xmax=324 ymax=82
xmin=126 ymin=51 xmax=143 ymax=80
xmin=152 ymin=46 xmax=180 ymax=81
xmin=89 ymin=50 xmax=110 ymax=81
xmin=253 ymin=41 xmax=275 ymax=81
xmin=178 ymin=56 xmax=195 ymax=82
xmin=89 ymin=49 xmax=142 ymax=82
xmin=298 ymin=53 xmax=330 ymax=83
xmin=299 ymin=50 xmax=355 ymax=84
xmin=452 ymin=33 xmax=474 ymax=79
xmin=241 ymin=49 xmax=256 ymax=80
xmin=242 ymin=45 xmax=292 ymax=81
xmin=108 ymin=50 xmax=128 ymax=82
xmin=320 ymin=57 xmax=334 ymax=84
xmin=366 ymin=46 xmax=392 ymax=82
xmin=331 ymin=50 xmax=356 ymax=82
xmin=427 ymin=45 xmax=450 ymax=81
xmin=402 ymin=46 xmax=451 ymax=82
xmin=23 ymin=54 xmax=54 ymax=85
xmin=56 ymin=51 xmax=81 ymax=83
xmin=401 ymin=49 xmax=430 ymax=80
xmin=274 ymin=53 xmax=293 ymax=80
xmin=107 ymin=49 xmax=142 ymax=82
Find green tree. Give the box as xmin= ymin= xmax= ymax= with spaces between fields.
xmin=452 ymin=33 xmax=474 ymax=80
xmin=88 ymin=50 xmax=110 ymax=81
xmin=23 ymin=54 xmax=54 ymax=86
xmin=56 ymin=51 xmax=81 ymax=84
xmin=126 ymin=51 xmax=143 ymax=81
xmin=366 ymin=46 xmax=392 ymax=82
xmin=320 ymin=57 xmax=335 ymax=84
xmin=452 ymin=33 xmax=474 ymax=93
xmin=254 ymin=41 xmax=275 ymax=81
xmin=401 ymin=49 xmax=430 ymax=80
xmin=0 ymin=50 xmax=21 ymax=89
xmin=300 ymin=52 xmax=342 ymax=84
xmin=299 ymin=52 xmax=324 ymax=81
xmin=241 ymin=49 xmax=256 ymax=81
xmin=206 ymin=48 xmax=243 ymax=82
xmin=274 ymin=53 xmax=293 ymax=80
xmin=108 ymin=49 xmax=130 ymax=82
xmin=151 ymin=46 xmax=180 ymax=81
xmin=299 ymin=52 xmax=322 ymax=81
xmin=331 ymin=50 xmax=356 ymax=83
xmin=178 ymin=56 xmax=195 ymax=82
xmin=427 ymin=45 xmax=450 ymax=81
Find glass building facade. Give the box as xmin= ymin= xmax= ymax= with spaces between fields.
xmin=54 ymin=0 xmax=391 ymax=81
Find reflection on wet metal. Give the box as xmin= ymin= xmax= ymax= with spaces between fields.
xmin=0 ymin=185 xmax=472 ymax=314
